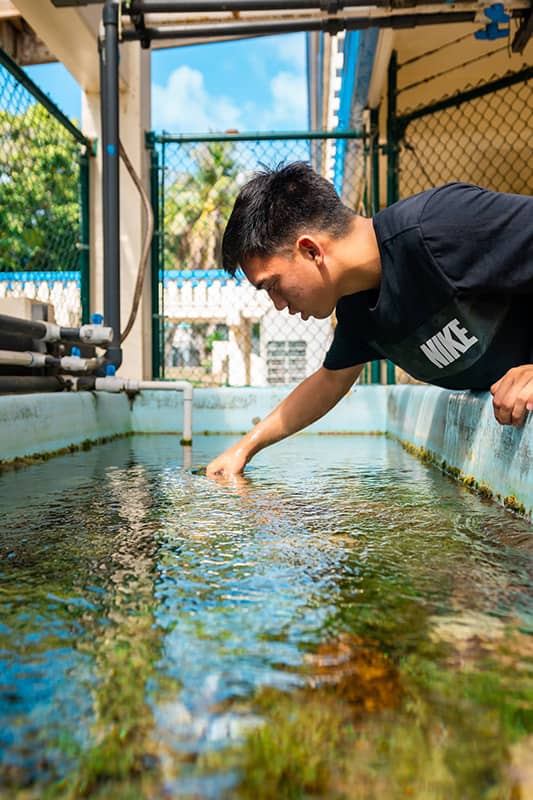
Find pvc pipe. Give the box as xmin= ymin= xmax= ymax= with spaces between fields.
xmin=138 ymin=381 xmax=193 ymax=446
xmin=0 ymin=349 xmax=48 ymax=368
xmin=91 ymin=377 xmax=193 ymax=445
xmin=0 ymin=314 xmax=114 ymax=347
xmin=60 ymin=355 xmax=102 ymax=373
xmin=0 ymin=349 xmax=103 ymax=373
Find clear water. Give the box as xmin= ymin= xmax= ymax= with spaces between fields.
xmin=0 ymin=435 xmax=531 ymax=799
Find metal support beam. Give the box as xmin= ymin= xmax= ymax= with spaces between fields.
xmin=100 ymin=0 xmax=122 ymax=368
xmin=121 ymin=11 xmax=484 ymax=41
xmin=130 ymin=0 xmax=373 ymax=10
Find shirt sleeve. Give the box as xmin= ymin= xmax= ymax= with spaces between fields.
xmin=420 ymin=184 xmax=533 ymax=295
xmin=323 ymin=320 xmax=382 ymax=370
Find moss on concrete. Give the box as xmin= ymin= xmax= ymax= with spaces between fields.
xmin=392 ymin=436 xmax=528 ymax=519
xmin=0 ymin=432 xmax=134 ymax=474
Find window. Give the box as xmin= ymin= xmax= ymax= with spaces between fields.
xmin=266 ymin=340 xmax=306 ymax=384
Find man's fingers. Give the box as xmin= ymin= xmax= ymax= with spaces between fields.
xmin=491 ymin=369 xmax=533 ymax=426
xmin=512 ymin=378 xmax=533 ymax=426
xmin=492 ymin=373 xmax=515 ymax=424
xmin=490 ymin=377 xmax=502 ymax=395
xmin=510 ymin=395 xmax=528 ymax=427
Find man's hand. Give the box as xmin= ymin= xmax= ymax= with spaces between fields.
xmin=205 ymin=364 xmax=362 ymax=478
xmin=490 ymin=365 xmax=533 ymax=426
xmin=206 ymin=444 xmax=250 ymax=478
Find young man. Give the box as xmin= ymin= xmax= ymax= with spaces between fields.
xmin=206 ymin=162 xmax=533 ymax=478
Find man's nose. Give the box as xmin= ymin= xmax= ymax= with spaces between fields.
xmin=269 ymin=289 xmax=287 ymax=311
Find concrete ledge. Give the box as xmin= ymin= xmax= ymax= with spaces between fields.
xmin=129 ymin=385 xmax=388 ymax=435
xmin=387 ymin=386 xmax=533 ymax=518
xmin=0 ymin=392 xmax=131 ymax=462
xmin=0 ymin=385 xmax=531 ymax=520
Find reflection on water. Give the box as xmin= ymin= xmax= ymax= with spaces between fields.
xmin=0 ymin=435 xmax=531 ymax=798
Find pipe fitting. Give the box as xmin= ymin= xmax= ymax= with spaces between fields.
xmin=78 ymin=324 xmax=114 ymax=345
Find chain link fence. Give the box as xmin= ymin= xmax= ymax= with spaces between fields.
xmin=148 ymin=131 xmax=366 ymax=385
xmin=382 ymin=61 xmax=533 ymax=386
xmin=0 ymin=47 xmax=91 ymax=325
xmin=395 ymin=65 xmax=533 ymax=199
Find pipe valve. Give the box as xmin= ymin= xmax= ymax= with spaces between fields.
xmin=78 ymin=324 xmax=114 ymax=345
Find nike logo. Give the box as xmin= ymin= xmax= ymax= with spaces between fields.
xmin=420 ymin=318 xmax=479 ymax=369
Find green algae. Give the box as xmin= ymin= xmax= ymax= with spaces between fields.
xmin=0 ymin=432 xmax=134 ymax=474
xmin=208 ymin=629 xmax=533 ymax=800
xmin=394 ymin=437 xmax=528 ymax=519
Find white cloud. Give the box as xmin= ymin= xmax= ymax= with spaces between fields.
xmin=255 ymin=70 xmax=308 ymax=130
xmin=270 ymin=34 xmax=307 ymax=72
xmin=152 ymin=65 xmax=242 ymax=133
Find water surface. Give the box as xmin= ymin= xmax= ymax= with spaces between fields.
xmin=0 ymin=435 xmax=531 ymax=799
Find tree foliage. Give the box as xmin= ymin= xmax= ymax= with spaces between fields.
xmin=163 ymin=140 xmax=242 ymax=271
xmin=0 ymin=103 xmax=82 ymax=272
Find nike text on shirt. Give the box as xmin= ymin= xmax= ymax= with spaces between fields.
xmin=420 ymin=318 xmax=479 ymax=369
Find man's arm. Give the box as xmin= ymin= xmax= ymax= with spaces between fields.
xmin=206 ymin=364 xmax=362 ymax=476
xmin=490 ymin=365 xmax=533 ymax=426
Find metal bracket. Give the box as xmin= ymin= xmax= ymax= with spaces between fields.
xmin=511 ymin=5 xmax=533 ymax=52
xmin=320 ymin=0 xmax=342 ymax=14
xmin=474 ymin=2 xmax=510 ymax=40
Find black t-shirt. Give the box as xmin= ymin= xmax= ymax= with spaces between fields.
xmin=323 ymin=183 xmax=533 ymax=389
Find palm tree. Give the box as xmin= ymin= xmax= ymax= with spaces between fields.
xmin=163 ymin=140 xmax=242 ymax=271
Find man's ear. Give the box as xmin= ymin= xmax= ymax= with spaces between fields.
xmin=297 ymin=235 xmax=324 ymax=265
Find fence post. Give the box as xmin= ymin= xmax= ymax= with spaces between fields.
xmin=79 ymin=147 xmax=90 ymax=325
xmin=370 ymin=107 xmax=380 ymax=216
xmin=386 ymin=50 xmax=399 ymax=208
xmin=147 ymin=134 xmax=161 ymax=379
xmin=385 ymin=52 xmax=398 ymax=384
xmin=369 ymin=107 xmax=381 ymax=384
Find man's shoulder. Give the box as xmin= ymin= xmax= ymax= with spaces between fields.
xmin=372 ymin=184 xmax=444 ymax=243
xmin=373 ymin=182 xmax=530 ymax=244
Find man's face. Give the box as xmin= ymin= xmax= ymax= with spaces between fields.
xmin=243 ymin=248 xmax=336 ymax=321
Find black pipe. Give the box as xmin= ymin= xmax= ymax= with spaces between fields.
xmin=101 ymin=1 xmax=122 ymax=368
xmin=0 ymin=376 xmax=66 ymax=394
xmin=60 ymin=327 xmax=84 ymax=341
xmin=131 ymin=0 xmax=349 ymax=10
xmin=0 ymin=314 xmax=47 ymax=340
xmin=129 ymin=0 xmax=478 ymax=10
xmin=0 ymin=331 xmax=36 ymax=352
xmin=121 ymin=11 xmax=481 ymax=41
xmin=0 ymin=314 xmax=93 ymax=346
xmin=77 ymin=376 xmax=97 ymax=391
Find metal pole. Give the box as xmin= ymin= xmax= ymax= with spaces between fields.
xmin=369 ymin=108 xmax=381 ymax=385
xmin=148 ymin=138 xmax=161 ymax=379
xmin=101 ymin=0 xmax=122 ymax=368
xmin=130 ymin=0 xmax=374 ymax=10
xmin=385 ymin=53 xmax=398 ymax=386
xmin=121 ymin=11 xmax=480 ymax=42
xmin=386 ymin=50 xmax=399 ymax=208
xmin=370 ymin=107 xmax=380 ymax=216
xmin=151 ymin=129 xmax=365 ymax=144
xmin=79 ymin=147 xmax=91 ymax=325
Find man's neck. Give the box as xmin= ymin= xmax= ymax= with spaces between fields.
xmin=334 ymin=216 xmax=382 ymax=299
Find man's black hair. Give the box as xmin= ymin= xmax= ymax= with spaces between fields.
xmin=222 ymin=161 xmax=355 ymax=276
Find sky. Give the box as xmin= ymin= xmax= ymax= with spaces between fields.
xmin=24 ymin=33 xmax=308 ymax=134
